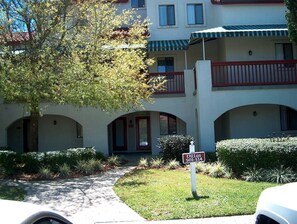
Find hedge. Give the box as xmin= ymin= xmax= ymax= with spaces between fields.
xmin=0 ymin=147 xmax=100 ymax=176
xmin=216 ymin=138 xmax=297 ymax=176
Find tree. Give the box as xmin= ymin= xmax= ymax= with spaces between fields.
xmin=285 ymin=0 xmax=297 ymax=45
xmin=0 ymin=0 xmax=161 ymax=152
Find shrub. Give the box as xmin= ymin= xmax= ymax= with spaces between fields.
xmin=58 ymin=163 xmax=71 ymax=178
xmin=208 ymin=162 xmax=228 ymax=178
xmin=195 ymin=162 xmax=205 ymax=173
xmin=107 ymin=155 xmax=121 ymax=167
xmin=76 ymin=160 xmax=93 ymax=175
xmin=138 ymin=157 xmax=149 ymax=168
xmin=88 ymin=159 xmax=104 ymax=172
xmin=216 ymin=138 xmax=297 ymax=176
xmin=158 ymin=135 xmax=194 ymax=163
xmin=38 ymin=167 xmax=53 ymax=180
xmin=150 ymin=158 xmax=164 ymax=168
xmin=166 ymin=159 xmax=180 ymax=170
xmin=242 ymin=166 xmax=266 ymax=182
xmin=265 ymin=166 xmax=296 ymax=184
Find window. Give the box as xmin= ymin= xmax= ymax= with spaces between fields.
xmin=187 ymin=4 xmax=204 ymax=25
xmin=275 ymin=43 xmax=293 ymax=60
xmin=76 ymin=122 xmax=83 ymax=138
xmin=157 ymin=57 xmax=174 ymax=72
xmin=160 ymin=113 xmax=177 ymax=135
xmin=280 ymin=106 xmax=297 ymax=131
xmin=159 ymin=5 xmax=175 ymax=26
xmin=131 ymin=0 xmax=145 ymax=8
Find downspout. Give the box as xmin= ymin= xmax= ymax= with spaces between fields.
xmin=202 ymin=38 xmax=206 ymax=60
xmin=184 ymin=50 xmax=188 ymax=69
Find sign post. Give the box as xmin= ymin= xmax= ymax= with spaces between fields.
xmin=182 ymin=141 xmax=206 ymax=198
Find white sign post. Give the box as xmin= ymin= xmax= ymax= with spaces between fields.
xmin=189 ymin=141 xmax=197 ymax=197
xmin=182 ymin=141 xmax=206 ymax=198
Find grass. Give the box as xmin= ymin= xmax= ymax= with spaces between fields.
xmin=0 ymin=184 xmax=26 ymax=201
xmin=114 ymin=169 xmax=279 ymax=220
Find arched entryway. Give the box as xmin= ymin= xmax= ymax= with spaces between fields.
xmin=214 ymin=104 xmax=297 ymax=142
xmin=7 ymin=115 xmax=83 ymax=153
xmin=108 ymin=111 xmax=187 ymax=155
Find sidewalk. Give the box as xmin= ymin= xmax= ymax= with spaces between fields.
xmin=14 ymin=164 xmax=254 ymax=224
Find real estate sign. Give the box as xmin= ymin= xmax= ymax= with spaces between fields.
xmin=182 ymin=152 xmax=205 ymax=164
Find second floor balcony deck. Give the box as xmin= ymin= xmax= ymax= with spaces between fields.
xmin=211 ymin=60 xmax=297 ymax=88
xmin=148 ymin=72 xmax=185 ymax=95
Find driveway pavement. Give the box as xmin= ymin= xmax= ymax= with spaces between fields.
xmin=7 ymin=165 xmax=254 ymax=224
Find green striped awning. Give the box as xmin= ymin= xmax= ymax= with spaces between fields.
xmin=190 ymin=24 xmax=288 ymax=44
xmin=148 ymin=39 xmax=189 ymax=52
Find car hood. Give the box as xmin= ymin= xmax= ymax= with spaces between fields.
xmin=257 ymin=182 xmax=297 ymax=212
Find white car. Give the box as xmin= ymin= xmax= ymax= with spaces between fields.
xmin=0 ymin=199 xmax=73 ymax=224
xmin=255 ymin=182 xmax=297 ymax=224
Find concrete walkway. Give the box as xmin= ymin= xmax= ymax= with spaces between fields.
xmin=7 ymin=165 xmax=254 ymax=224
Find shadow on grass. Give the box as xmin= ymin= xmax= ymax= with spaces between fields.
xmin=116 ymin=180 xmax=147 ymax=187
xmin=186 ymin=195 xmax=210 ymax=201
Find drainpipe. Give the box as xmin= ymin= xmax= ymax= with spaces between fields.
xmin=202 ymin=38 xmax=206 ymax=60
xmin=184 ymin=50 xmax=188 ymax=69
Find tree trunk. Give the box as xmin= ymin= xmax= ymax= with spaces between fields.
xmin=28 ymin=111 xmax=39 ymax=152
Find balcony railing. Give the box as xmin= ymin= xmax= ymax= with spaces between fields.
xmin=211 ymin=60 xmax=297 ymax=87
xmin=148 ymin=72 xmax=185 ymax=94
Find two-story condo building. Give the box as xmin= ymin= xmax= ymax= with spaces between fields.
xmin=1 ymin=0 xmax=296 ymax=155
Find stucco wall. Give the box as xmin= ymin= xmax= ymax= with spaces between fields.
xmin=195 ymin=60 xmax=297 ymax=151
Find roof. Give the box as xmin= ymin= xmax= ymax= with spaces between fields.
xmin=147 ymin=39 xmax=189 ymax=52
xmin=190 ymin=24 xmax=288 ymax=44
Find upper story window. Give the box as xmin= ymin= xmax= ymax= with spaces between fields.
xmin=131 ymin=0 xmax=145 ymax=8
xmin=157 ymin=57 xmax=174 ymax=72
xmin=159 ymin=5 xmax=176 ymax=26
xmin=187 ymin=3 xmax=204 ymax=25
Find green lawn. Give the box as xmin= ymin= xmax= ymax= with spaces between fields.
xmin=0 ymin=184 xmax=26 ymax=201
xmin=114 ymin=169 xmax=279 ymax=220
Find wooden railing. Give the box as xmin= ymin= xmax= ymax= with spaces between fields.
xmin=148 ymin=72 xmax=185 ymax=94
xmin=211 ymin=60 xmax=297 ymax=87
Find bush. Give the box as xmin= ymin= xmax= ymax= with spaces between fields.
xmin=138 ymin=157 xmax=149 ymax=168
xmin=150 ymin=158 xmax=164 ymax=168
xmin=265 ymin=165 xmax=296 ymax=184
xmin=158 ymin=135 xmax=194 ymax=163
xmin=242 ymin=166 xmax=266 ymax=182
xmin=216 ymin=138 xmax=297 ymax=176
xmin=208 ymin=162 xmax=228 ymax=178
xmin=107 ymin=155 xmax=120 ymax=167
xmin=0 ymin=147 xmax=99 ymax=176
xmin=166 ymin=159 xmax=180 ymax=170
xmin=58 ymin=163 xmax=71 ymax=178
xmin=38 ymin=167 xmax=53 ymax=180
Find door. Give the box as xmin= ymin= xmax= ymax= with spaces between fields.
xmin=112 ymin=117 xmax=127 ymax=151
xmin=136 ymin=117 xmax=151 ymax=151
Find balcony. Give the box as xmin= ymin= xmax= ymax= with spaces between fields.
xmin=211 ymin=60 xmax=297 ymax=87
xmin=148 ymin=72 xmax=185 ymax=94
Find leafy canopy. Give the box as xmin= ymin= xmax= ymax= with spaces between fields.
xmin=0 ymin=0 xmax=160 ymax=113
xmin=285 ymin=0 xmax=297 ymax=45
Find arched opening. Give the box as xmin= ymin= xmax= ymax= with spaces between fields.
xmin=7 ymin=115 xmax=83 ymax=153
xmin=108 ymin=111 xmax=187 ymax=155
xmin=214 ymin=104 xmax=297 ymax=142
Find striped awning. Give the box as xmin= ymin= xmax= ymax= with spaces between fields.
xmin=148 ymin=39 xmax=189 ymax=52
xmin=190 ymin=24 xmax=288 ymax=44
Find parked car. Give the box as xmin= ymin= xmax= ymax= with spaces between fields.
xmin=0 ymin=199 xmax=73 ymax=224
xmin=255 ymin=182 xmax=297 ymax=224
